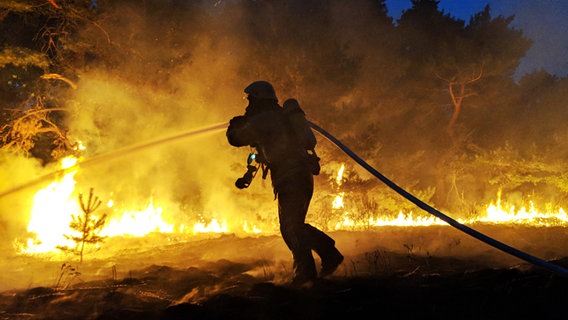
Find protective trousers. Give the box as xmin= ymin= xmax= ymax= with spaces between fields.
xmin=276 ymin=171 xmax=338 ymax=282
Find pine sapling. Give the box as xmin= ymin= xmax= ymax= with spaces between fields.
xmin=58 ymin=188 xmax=108 ymax=263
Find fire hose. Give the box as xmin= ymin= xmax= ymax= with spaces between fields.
xmin=308 ymin=120 xmax=568 ymax=278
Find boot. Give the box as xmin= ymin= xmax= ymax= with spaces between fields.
xmin=290 ymin=252 xmax=317 ymax=287
xmin=320 ymin=247 xmax=344 ymax=278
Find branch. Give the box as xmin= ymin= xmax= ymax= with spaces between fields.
xmin=89 ymin=20 xmax=111 ymax=44
xmin=46 ymin=0 xmax=60 ymax=9
xmin=466 ymin=64 xmax=484 ymax=84
xmin=7 ymin=106 xmax=67 ymax=120
xmin=79 ymin=188 xmax=102 ymax=214
xmin=41 ymin=73 xmax=77 ymax=89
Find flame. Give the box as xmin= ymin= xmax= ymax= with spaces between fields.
xmin=100 ymin=201 xmax=174 ymax=237
xmin=21 ymin=156 xmax=179 ymax=253
xmin=332 ymin=164 xmax=345 ymax=209
xmin=192 ymin=218 xmax=228 ymax=233
xmin=17 ymin=159 xmax=568 ymax=255
xmin=336 ymin=163 xmax=345 ymax=185
xmin=19 ymin=155 xmax=265 ymax=254
xmin=480 ymin=191 xmax=568 ymax=226
xmin=243 ymin=220 xmax=262 ymax=234
xmin=24 ymin=156 xmax=80 ymax=253
xmin=332 ymin=192 xmax=344 ymax=209
xmin=22 ymin=152 xmax=280 ymax=254
xmin=331 ymin=199 xmax=568 ymax=229
xmin=330 ymin=164 xmax=568 ymax=229
xmin=335 ymin=211 xmax=446 ymax=229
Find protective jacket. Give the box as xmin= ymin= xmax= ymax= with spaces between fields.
xmin=226 ymin=100 xmax=309 ymax=192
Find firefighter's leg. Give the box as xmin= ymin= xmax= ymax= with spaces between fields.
xmin=278 ymin=187 xmax=317 ymax=284
xmin=304 ymin=224 xmax=344 ymax=277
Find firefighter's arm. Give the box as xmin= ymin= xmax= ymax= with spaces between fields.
xmin=226 ymin=115 xmax=255 ymax=147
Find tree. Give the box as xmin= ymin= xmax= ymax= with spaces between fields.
xmin=395 ymin=0 xmax=469 ymax=143
xmin=0 ymin=1 xmax=94 ymax=162
xmin=397 ymin=2 xmax=531 ymax=137
xmin=236 ymin=0 xmax=360 ymax=106
xmin=58 ymin=188 xmax=107 ymax=263
xmin=435 ymin=64 xmax=484 ymax=133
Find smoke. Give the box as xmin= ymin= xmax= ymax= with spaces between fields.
xmin=64 ymin=66 xmax=251 ymax=230
xmin=0 ymin=151 xmax=45 ymax=244
xmin=0 ymin=1 xmax=272 ymax=247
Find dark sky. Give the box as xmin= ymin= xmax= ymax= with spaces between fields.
xmin=385 ymin=0 xmax=568 ymax=78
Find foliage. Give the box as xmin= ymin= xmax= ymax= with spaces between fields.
xmin=58 ymin=188 xmax=107 ymax=263
xmin=310 ymin=162 xmax=437 ymax=230
xmin=0 ymin=0 xmax=33 ymax=12
xmin=476 ymin=144 xmax=568 ymax=202
xmin=0 ymin=46 xmax=49 ymax=69
xmin=0 ymin=0 xmax=97 ymax=162
xmin=0 ymin=97 xmax=71 ymax=159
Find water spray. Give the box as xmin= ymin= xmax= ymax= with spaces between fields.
xmin=308 ymin=120 xmax=568 ymax=277
xmin=0 ymin=122 xmax=229 ymax=199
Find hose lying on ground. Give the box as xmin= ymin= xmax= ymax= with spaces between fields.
xmin=309 ymin=120 xmax=568 ymax=277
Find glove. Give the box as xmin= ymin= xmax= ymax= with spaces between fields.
xmin=226 ymin=115 xmax=251 ymax=147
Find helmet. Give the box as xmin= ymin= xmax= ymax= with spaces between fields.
xmin=244 ymin=81 xmax=278 ymax=101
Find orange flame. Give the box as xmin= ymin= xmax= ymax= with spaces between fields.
xmin=17 ymin=160 xmax=568 ymax=255
xmin=101 ymin=201 xmax=174 ymax=237
xmin=330 ymin=164 xmax=568 ymax=229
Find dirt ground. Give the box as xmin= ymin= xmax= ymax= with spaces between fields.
xmin=1 ymin=227 xmax=568 ymax=319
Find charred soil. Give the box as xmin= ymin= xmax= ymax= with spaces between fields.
xmin=1 ymin=229 xmax=568 ymax=319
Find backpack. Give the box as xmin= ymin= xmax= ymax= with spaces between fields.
xmin=282 ymin=98 xmax=321 ymax=175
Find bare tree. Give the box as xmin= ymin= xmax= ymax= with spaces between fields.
xmin=436 ymin=64 xmax=484 ymax=133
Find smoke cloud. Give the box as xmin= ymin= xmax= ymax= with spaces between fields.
xmin=0 ymin=151 xmax=44 ymax=244
xmin=64 ymin=58 xmax=258 ymax=232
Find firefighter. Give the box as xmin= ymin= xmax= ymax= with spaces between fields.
xmin=226 ymin=81 xmax=344 ymax=287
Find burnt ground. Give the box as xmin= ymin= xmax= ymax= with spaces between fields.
xmin=1 ymin=228 xmax=568 ymax=319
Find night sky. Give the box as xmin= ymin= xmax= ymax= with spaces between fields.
xmin=385 ymin=0 xmax=568 ymax=79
